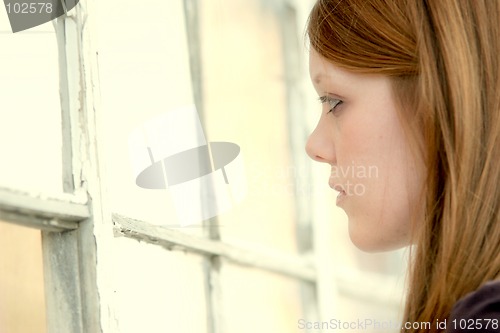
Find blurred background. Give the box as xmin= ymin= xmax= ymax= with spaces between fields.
xmin=0 ymin=0 xmax=407 ymax=332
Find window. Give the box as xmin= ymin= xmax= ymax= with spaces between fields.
xmin=0 ymin=3 xmax=99 ymax=332
xmin=0 ymin=1 xmax=406 ymax=332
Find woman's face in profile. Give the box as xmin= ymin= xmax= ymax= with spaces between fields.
xmin=306 ymin=48 xmax=425 ymax=252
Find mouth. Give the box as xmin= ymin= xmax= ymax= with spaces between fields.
xmin=329 ymin=182 xmax=347 ymax=205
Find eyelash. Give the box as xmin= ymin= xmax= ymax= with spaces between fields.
xmin=318 ymin=96 xmax=343 ymax=114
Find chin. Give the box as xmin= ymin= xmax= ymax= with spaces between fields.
xmin=348 ymin=224 xmax=409 ymax=253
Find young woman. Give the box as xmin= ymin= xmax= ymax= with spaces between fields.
xmin=305 ymin=1 xmax=500 ymax=332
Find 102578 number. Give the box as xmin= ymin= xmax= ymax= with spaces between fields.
xmin=5 ymin=2 xmax=53 ymax=14
xmin=451 ymin=318 xmax=499 ymax=330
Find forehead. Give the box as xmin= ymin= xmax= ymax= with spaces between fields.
xmin=308 ymin=48 xmax=395 ymax=101
xmin=309 ymin=48 xmax=354 ymax=86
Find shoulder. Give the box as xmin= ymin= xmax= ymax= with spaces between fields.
xmin=446 ymin=280 xmax=500 ymax=332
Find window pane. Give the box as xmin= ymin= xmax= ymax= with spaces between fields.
xmin=112 ymin=237 xmax=208 ymax=333
xmin=0 ymin=20 xmax=62 ymax=194
xmin=0 ymin=221 xmax=46 ymax=333
xmin=220 ymin=262 xmax=302 ymax=333
xmin=98 ymin=0 xmax=206 ymax=234
xmin=199 ymin=0 xmax=299 ymax=253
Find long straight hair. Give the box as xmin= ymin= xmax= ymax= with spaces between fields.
xmin=307 ymin=1 xmax=500 ymax=331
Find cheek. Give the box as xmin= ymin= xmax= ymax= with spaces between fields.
xmin=339 ymin=106 xmax=418 ymax=244
xmin=336 ymin=110 xmax=395 ymax=176
xmin=369 ymin=135 xmax=420 ymax=244
xmin=335 ymin=119 xmax=373 ymax=163
xmin=368 ymin=124 xmax=415 ymax=216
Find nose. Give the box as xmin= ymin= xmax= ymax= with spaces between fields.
xmin=305 ymin=121 xmax=336 ymax=164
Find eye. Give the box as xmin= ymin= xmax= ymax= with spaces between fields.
xmin=318 ymin=95 xmax=343 ymax=114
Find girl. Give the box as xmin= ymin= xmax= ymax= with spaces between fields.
xmin=305 ymin=1 xmax=500 ymax=332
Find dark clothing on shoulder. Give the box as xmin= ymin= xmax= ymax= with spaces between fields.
xmin=446 ymin=280 xmax=500 ymax=332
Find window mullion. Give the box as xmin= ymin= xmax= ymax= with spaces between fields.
xmin=183 ymin=1 xmax=225 ymax=332
xmin=43 ymin=1 xmax=105 ymax=332
xmin=0 ymin=187 xmax=88 ymax=231
xmin=113 ymin=213 xmax=315 ymax=280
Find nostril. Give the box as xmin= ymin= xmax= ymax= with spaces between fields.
xmin=314 ymin=155 xmax=325 ymax=162
xmin=305 ymin=143 xmax=331 ymax=163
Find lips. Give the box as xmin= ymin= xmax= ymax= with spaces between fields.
xmin=329 ymin=182 xmax=347 ymax=206
xmin=333 ymin=184 xmax=344 ymax=192
xmin=329 ymin=181 xmax=344 ymax=192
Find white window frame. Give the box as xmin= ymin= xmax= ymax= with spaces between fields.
xmin=0 ymin=1 xmax=103 ymax=331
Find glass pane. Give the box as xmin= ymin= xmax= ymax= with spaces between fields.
xmin=220 ymin=262 xmax=302 ymax=333
xmin=0 ymin=221 xmax=46 ymax=333
xmin=97 ymin=0 xmax=207 ymax=234
xmin=0 ymin=18 xmax=62 ymax=194
xmin=112 ymin=237 xmax=208 ymax=333
xmin=199 ymin=0 xmax=298 ymax=253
